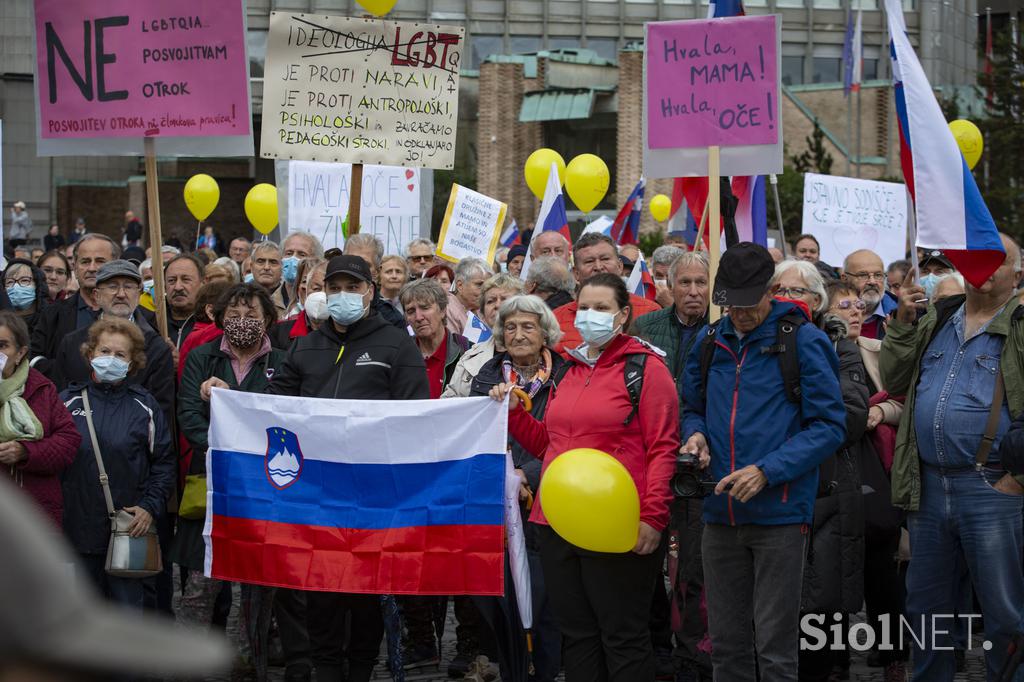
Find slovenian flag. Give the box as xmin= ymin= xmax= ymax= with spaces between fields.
xmin=709 ymin=0 xmax=744 ymax=17
xmin=731 ymin=175 xmax=768 ymax=247
xmin=610 ymin=178 xmax=646 ymax=246
xmin=626 ymin=251 xmax=657 ymax=302
xmin=500 ymin=220 xmax=520 ymax=247
xmin=843 ymin=6 xmax=863 ymax=96
xmin=204 ymin=390 xmax=508 ymax=595
xmin=886 ymin=0 xmax=1004 ymax=287
xmin=535 ymin=161 xmax=571 ymax=242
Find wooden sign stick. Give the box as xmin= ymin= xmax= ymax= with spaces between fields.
xmin=143 ymin=137 xmax=168 ymax=338
xmin=708 ymin=146 xmax=721 ymax=322
xmin=348 ymin=163 xmax=364 ymax=236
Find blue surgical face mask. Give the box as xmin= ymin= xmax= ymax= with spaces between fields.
xmin=6 ymin=284 xmax=35 ymax=310
xmin=90 ymin=355 xmax=130 ymax=383
xmin=919 ymin=273 xmax=943 ymax=300
xmin=244 ymin=273 xmax=255 ymax=284
xmin=282 ymin=256 xmax=300 ymax=284
xmin=574 ymin=308 xmax=620 ymax=347
xmin=327 ymin=291 xmax=367 ymax=326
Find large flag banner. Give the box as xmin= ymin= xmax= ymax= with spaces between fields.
xmin=885 ymin=0 xmax=1004 ymax=287
xmin=843 ymin=7 xmax=863 ymax=96
xmin=205 ymin=391 xmax=508 ymax=595
xmin=732 ymin=175 xmax=768 ymax=246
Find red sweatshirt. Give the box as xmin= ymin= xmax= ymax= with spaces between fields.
xmin=508 ymin=334 xmax=680 ymax=531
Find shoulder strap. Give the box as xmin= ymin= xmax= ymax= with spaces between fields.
xmin=698 ymin=321 xmax=722 ymax=405
xmin=622 ymin=354 xmax=648 ymax=426
xmin=81 ymin=390 xmax=115 ymax=518
xmin=775 ymin=312 xmax=806 ymax=404
xmin=551 ymin=359 xmax=572 ymax=387
xmin=975 ymin=371 xmax=1005 ymax=468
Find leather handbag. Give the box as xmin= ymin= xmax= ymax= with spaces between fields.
xmin=82 ymin=389 xmax=162 ymax=578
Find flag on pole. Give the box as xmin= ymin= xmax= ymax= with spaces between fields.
xmin=886 ymin=0 xmax=1004 ymax=287
xmin=626 ymin=252 xmax=657 ymax=302
xmin=205 ymin=390 xmax=509 ymax=595
xmin=843 ymin=6 xmax=863 ymax=96
xmin=536 ymin=162 xmax=571 ymax=242
xmin=500 ymin=220 xmax=520 ymax=247
xmin=731 ymin=175 xmax=768 ymax=246
xmin=610 ymin=178 xmax=646 ymax=246
xmin=709 ymin=0 xmax=744 ymax=18
xmin=666 ymin=178 xmax=699 ymax=247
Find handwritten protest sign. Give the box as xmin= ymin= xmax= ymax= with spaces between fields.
xmin=436 ymin=185 xmax=507 ymax=264
xmin=642 ymin=16 xmax=782 ymax=177
xmin=260 ymin=13 xmax=464 ymax=169
xmin=33 ymin=0 xmax=251 ymax=156
xmin=286 ymin=160 xmax=423 ymax=253
xmin=802 ymin=173 xmax=908 ymax=269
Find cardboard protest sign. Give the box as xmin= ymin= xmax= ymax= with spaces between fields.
xmin=802 ymin=173 xmax=908 ymax=269
xmin=261 ymin=13 xmax=464 ymax=169
xmin=436 ymin=185 xmax=507 ymax=264
xmin=642 ymin=15 xmax=783 ymax=178
xmin=33 ymin=0 xmax=252 ymax=157
xmin=285 ymin=160 xmax=424 ymax=253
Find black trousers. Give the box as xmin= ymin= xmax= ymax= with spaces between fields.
xmin=306 ymin=592 xmax=383 ymax=682
xmin=863 ymin=529 xmax=907 ymax=663
xmin=537 ymin=524 xmax=662 ymax=682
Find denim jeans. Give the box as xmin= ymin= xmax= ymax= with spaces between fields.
xmin=905 ymin=465 xmax=1024 ymax=681
xmin=701 ymin=523 xmax=807 ymax=682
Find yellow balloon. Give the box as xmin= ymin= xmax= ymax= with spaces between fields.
xmin=183 ymin=174 xmax=219 ymax=222
xmin=649 ymin=194 xmax=672 ymax=223
xmin=565 ymin=154 xmax=610 ymax=213
xmin=244 ymin=184 xmax=279 ymax=235
xmin=524 ymin=149 xmax=566 ymax=201
xmin=539 ymin=448 xmax=640 ymax=553
xmin=948 ymin=119 xmax=984 ymax=170
xmin=355 ymin=0 xmax=398 ymax=16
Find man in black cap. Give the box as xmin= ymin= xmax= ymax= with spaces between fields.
xmin=680 ymin=242 xmax=846 ymax=682
xmin=266 ymin=255 xmax=429 ymax=682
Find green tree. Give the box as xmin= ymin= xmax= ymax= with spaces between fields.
xmin=766 ymin=165 xmax=805 ymax=242
xmin=789 ymin=120 xmax=835 ymax=175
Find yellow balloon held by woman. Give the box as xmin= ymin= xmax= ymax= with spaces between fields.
xmin=183 ymin=174 xmax=219 ymax=222
xmin=355 ymin=0 xmax=398 ymax=16
xmin=524 ymin=149 xmax=566 ymax=201
xmin=649 ymin=194 xmax=672 ymax=223
xmin=539 ymin=448 xmax=640 ymax=553
xmin=244 ymin=184 xmax=279 ymax=235
xmin=565 ymin=154 xmax=610 ymax=213
xmin=948 ymin=119 xmax=983 ymax=170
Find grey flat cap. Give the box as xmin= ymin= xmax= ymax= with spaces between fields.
xmin=95 ymin=259 xmax=143 ymax=285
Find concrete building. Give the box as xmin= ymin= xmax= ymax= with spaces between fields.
xmin=0 ymin=0 xmax=985 ymax=247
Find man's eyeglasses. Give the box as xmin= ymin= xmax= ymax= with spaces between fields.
xmin=832 ymin=299 xmax=867 ymax=311
xmin=847 ymin=271 xmax=885 ymax=282
xmin=409 ymin=255 xmax=433 ymax=262
xmin=777 ymin=287 xmax=810 ymax=298
xmin=96 ymin=282 xmax=140 ymax=294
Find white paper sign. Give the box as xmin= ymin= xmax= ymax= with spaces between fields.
xmin=436 ymin=184 xmax=507 ymax=264
xmin=802 ymin=173 xmax=908 ymax=269
xmin=287 ymin=160 xmax=422 ymax=254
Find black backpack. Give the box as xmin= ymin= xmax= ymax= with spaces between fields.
xmin=553 ymin=353 xmax=648 ymax=426
xmin=697 ymin=311 xmax=808 ymax=405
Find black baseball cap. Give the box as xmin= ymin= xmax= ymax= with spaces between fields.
xmin=919 ymin=250 xmax=954 ymax=271
xmin=325 ymin=255 xmax=372 ymax=283
xmin=712 ymin=242 xmax=776 ymax=307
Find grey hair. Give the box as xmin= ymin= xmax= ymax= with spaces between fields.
xmin=212 ymin=257 xmax=240 ymax=283
xmin=73 ymin=233 xmax=121 ymax=261
xmin=1000 ymin=232 xmax=1022 ymax=273
xmin=160 ymin=245 xmax=181 ymax=256
xmin=937 ymin=271 xmax=966 ymax=288
xmin=283 ymin=231 xmax=325 ymax=259
xmin=344 ymin=233 xmax=384 ymax=265
xmin=381 ymin=254 xmax=409 ymax=273
xmin=454 ymin=257 xmax=492 ymax=283
xmin=251 ymin=240 xmax=282 ymax=258
xmin=399 ymin=277 xmax=448 ymax=311
xmin=667 ymin=251 xmax=709 ymax=283
xmin=771 ymin=259 xmax=828 ymax=314
xmin=652 ymin=245 xmax=687 ymax=270
xmin=478 ymin=273 xmax=525 ymax=311
xmin=526 ymin=255 xmax=575 ymax=296
xmin=405 ymin=238 xmax=436 ymax=256
xmin=493 ymin=294 xmax=563 ymax=351
xmin=138 ymin=259 xmax=152 ymax=277
xmin=531 ymin=230 xmax=571 ymax=257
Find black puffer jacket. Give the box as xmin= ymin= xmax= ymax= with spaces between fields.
xmin=800 ymin=335 xmax=867 ymax=615
xmin=60 ymin=381 xmax=174 ymax=555
xmin=266 ymin=311 xmax=428 ymax=400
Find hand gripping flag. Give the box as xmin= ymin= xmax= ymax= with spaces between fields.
xmin=610 ymin=178 xmax=646 ymax=246
xmin=886 ymin=0 xmax=1004 ymax=287
xmin=205 ymin=390 xmax=509 ymax=595
xmin=626 ymin=252 xmax=658 ymax=302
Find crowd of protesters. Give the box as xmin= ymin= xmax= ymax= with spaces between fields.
xmin=3 ymin=208 xmax=1023 ymax=682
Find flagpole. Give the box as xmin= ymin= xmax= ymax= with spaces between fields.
xmin=708 ymin=147 xmax=721 ymax=322
xmin=770 ymin=174 xmax=788 ymax=258
xmin=845 ymin=0 xmax=853 ymax=176
xmin=856 ymin=86 xmax=863 ymax=178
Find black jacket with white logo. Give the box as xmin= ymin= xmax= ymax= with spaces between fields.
xmin=265 ymin=311 xmax=429 ymax=401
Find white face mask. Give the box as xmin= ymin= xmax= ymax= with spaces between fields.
xmin=304 ymin=291 xmax=329 ymax=321
xmin=574 ymin=308 xmax=621 ymax=347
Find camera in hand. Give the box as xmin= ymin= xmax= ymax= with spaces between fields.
xmin=671 ymin=452 xmax=720 ymax=498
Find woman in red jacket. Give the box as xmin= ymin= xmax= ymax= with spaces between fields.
xmin=490 ymin=273 xmax=679 ymax=682
xmin=0 ymin=311 xmax=81 ymax=525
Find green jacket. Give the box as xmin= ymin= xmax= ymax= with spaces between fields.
xmin=632 ymin=306 xmax=707 ymax=382
xmin=880 ymin=294 xmax=1024 ymax=510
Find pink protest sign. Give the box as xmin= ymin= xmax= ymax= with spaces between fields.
xmin=646 ymin=15 xmax=779 ymax=149
xmin=34 ymin=0 xmax=250 ymax=140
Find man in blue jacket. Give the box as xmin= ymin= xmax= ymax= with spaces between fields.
xmin=680 ymin=243 xmax=846 ymax=682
